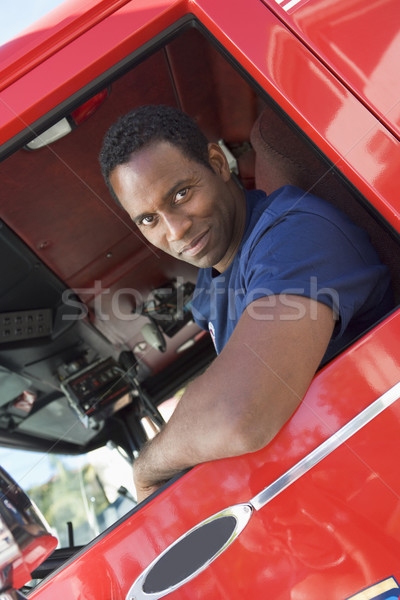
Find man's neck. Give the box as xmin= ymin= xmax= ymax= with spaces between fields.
xmin=213 ymin=184 xmax=246 ymax=273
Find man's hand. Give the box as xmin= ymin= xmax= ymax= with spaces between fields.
xmin=134 ymin=478 xmax=162 ymax=504
xmin=131 ymin=295 xmax=335 ymax=502
xmin=132 ymin=439 xmax=173 ymax=503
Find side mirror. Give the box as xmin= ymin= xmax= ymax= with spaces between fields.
xmin=0 ymin=466 xmax=58 ymax=596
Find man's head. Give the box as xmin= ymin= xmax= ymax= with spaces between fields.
xmin=99 ymin=105 xmax=211 ymax=196
xmin=99 ymin=105 xmax=246 ymax=272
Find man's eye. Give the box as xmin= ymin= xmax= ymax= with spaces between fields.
xmin=140 ymin=215 xmax=154 ymax=226
xmin=175 ymin=188 xmax=189 ymax=202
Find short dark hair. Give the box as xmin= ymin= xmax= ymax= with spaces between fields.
xmin=99 ymin=105 xmax=211 ymax=197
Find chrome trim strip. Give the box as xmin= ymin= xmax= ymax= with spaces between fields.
xmin=126 ymin=381 xmax=400 ymax=599
xmin=250 ymin=380 xmax=400 ymax=511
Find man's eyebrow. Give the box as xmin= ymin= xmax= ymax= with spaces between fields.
xmin=132 ymin=179 xmax=190 ymax=224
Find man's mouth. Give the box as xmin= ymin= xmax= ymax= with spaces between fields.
xmin=179 ymin=230 xmax=210 ymax=257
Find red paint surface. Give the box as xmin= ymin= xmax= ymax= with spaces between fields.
xmin=262 ymin=0 xmax=400 ymax=140
xmin=1 ymin=0 xmax=400 ymax=598
xmin=28 ymin=310 xmax=400 ymax=599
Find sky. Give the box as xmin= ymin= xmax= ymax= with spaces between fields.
xmin=0 ymin=0 xmax=66 ymax=46
xmin=0 ymin=446 xmax=87 ymax=490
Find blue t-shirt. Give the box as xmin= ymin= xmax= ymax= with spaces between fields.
xmin=192 ymin=186 xmax=393 ymax=361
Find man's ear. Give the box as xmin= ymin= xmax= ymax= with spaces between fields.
xmin=207 ymin=143 xmax=231 ymax=182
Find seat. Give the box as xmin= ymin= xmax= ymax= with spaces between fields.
xmin=250 ymin=104 xmax=400 ymax=303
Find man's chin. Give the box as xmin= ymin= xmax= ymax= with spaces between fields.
xmin=179 ymin=252 xmax=217 ymax=269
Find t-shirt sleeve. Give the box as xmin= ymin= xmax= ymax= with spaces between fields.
xmin=243 ymin=208 xmax=390 ymax=340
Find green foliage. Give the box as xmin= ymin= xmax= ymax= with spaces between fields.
xmin=27 ymin=456 xmax=109 ymax=546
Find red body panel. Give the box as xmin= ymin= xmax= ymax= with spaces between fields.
xmin=262 ymin=0 xmax=400 ymax=140
xmin=29 ymin=309 xmax=400 ymax=599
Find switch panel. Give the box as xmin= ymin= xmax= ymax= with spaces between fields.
xmin=0 ymin=309 xmax=52 ymax=343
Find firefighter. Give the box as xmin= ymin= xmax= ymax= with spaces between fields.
xmin=100 ymin=105 xmax=392 ymax=502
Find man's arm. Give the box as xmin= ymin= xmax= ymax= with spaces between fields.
xmin=133 ymin=295 xmax=335 ymax=502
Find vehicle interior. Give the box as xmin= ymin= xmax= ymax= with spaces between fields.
xmin=0 ymin=18 xmax=399 ymax=586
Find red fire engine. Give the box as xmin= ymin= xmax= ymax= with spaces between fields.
xmin=0 ymin=1 xmax=399 ymax=599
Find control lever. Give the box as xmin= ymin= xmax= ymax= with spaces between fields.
xmin=118 ymin=351 xmax=165 ymax=429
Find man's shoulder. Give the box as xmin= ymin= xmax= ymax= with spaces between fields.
xmin=248 ymin=185 xmax=342 ymax=218
xmin=241 ymin=184 xmax=371 ymax=267
xmin=243 ymin=185 xmax=306 ymax=245
xmin=246 ymin=185 xmax=356 ymax=239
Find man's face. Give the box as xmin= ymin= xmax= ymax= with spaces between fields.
xmin=109 ymin=141 xmax=244 ymax=271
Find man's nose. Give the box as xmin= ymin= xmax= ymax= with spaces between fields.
xmin=164 ymin=212 xmax=192 ymax=242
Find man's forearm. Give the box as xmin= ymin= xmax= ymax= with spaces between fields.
xmin=132 ymin=364 xmax=250 ymax=501
xmin=133 ymin=428 xmax=191 ymax=489
xmin=132 ymin=393 xmax=210 ymax=503
xmin=132 ymin=371 xmax=229 ymax=497
xmin=132 ymin=297 xmax=335 ymax=502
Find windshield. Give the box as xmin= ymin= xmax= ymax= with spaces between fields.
xmin=0 ymin=444 xmax=137 ymax=547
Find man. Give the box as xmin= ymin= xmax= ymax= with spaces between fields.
xmin=99 ymin=105 xmax=392 ymax=502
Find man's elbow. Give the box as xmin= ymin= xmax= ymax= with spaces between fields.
xmin=225 ymin=416 xmax=278 ymax=456
xmin=224 ymin=400 xmax=298 ymax=457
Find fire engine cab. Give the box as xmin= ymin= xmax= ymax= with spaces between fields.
xmin=0 ymin=0 xmax=400 ymax=599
